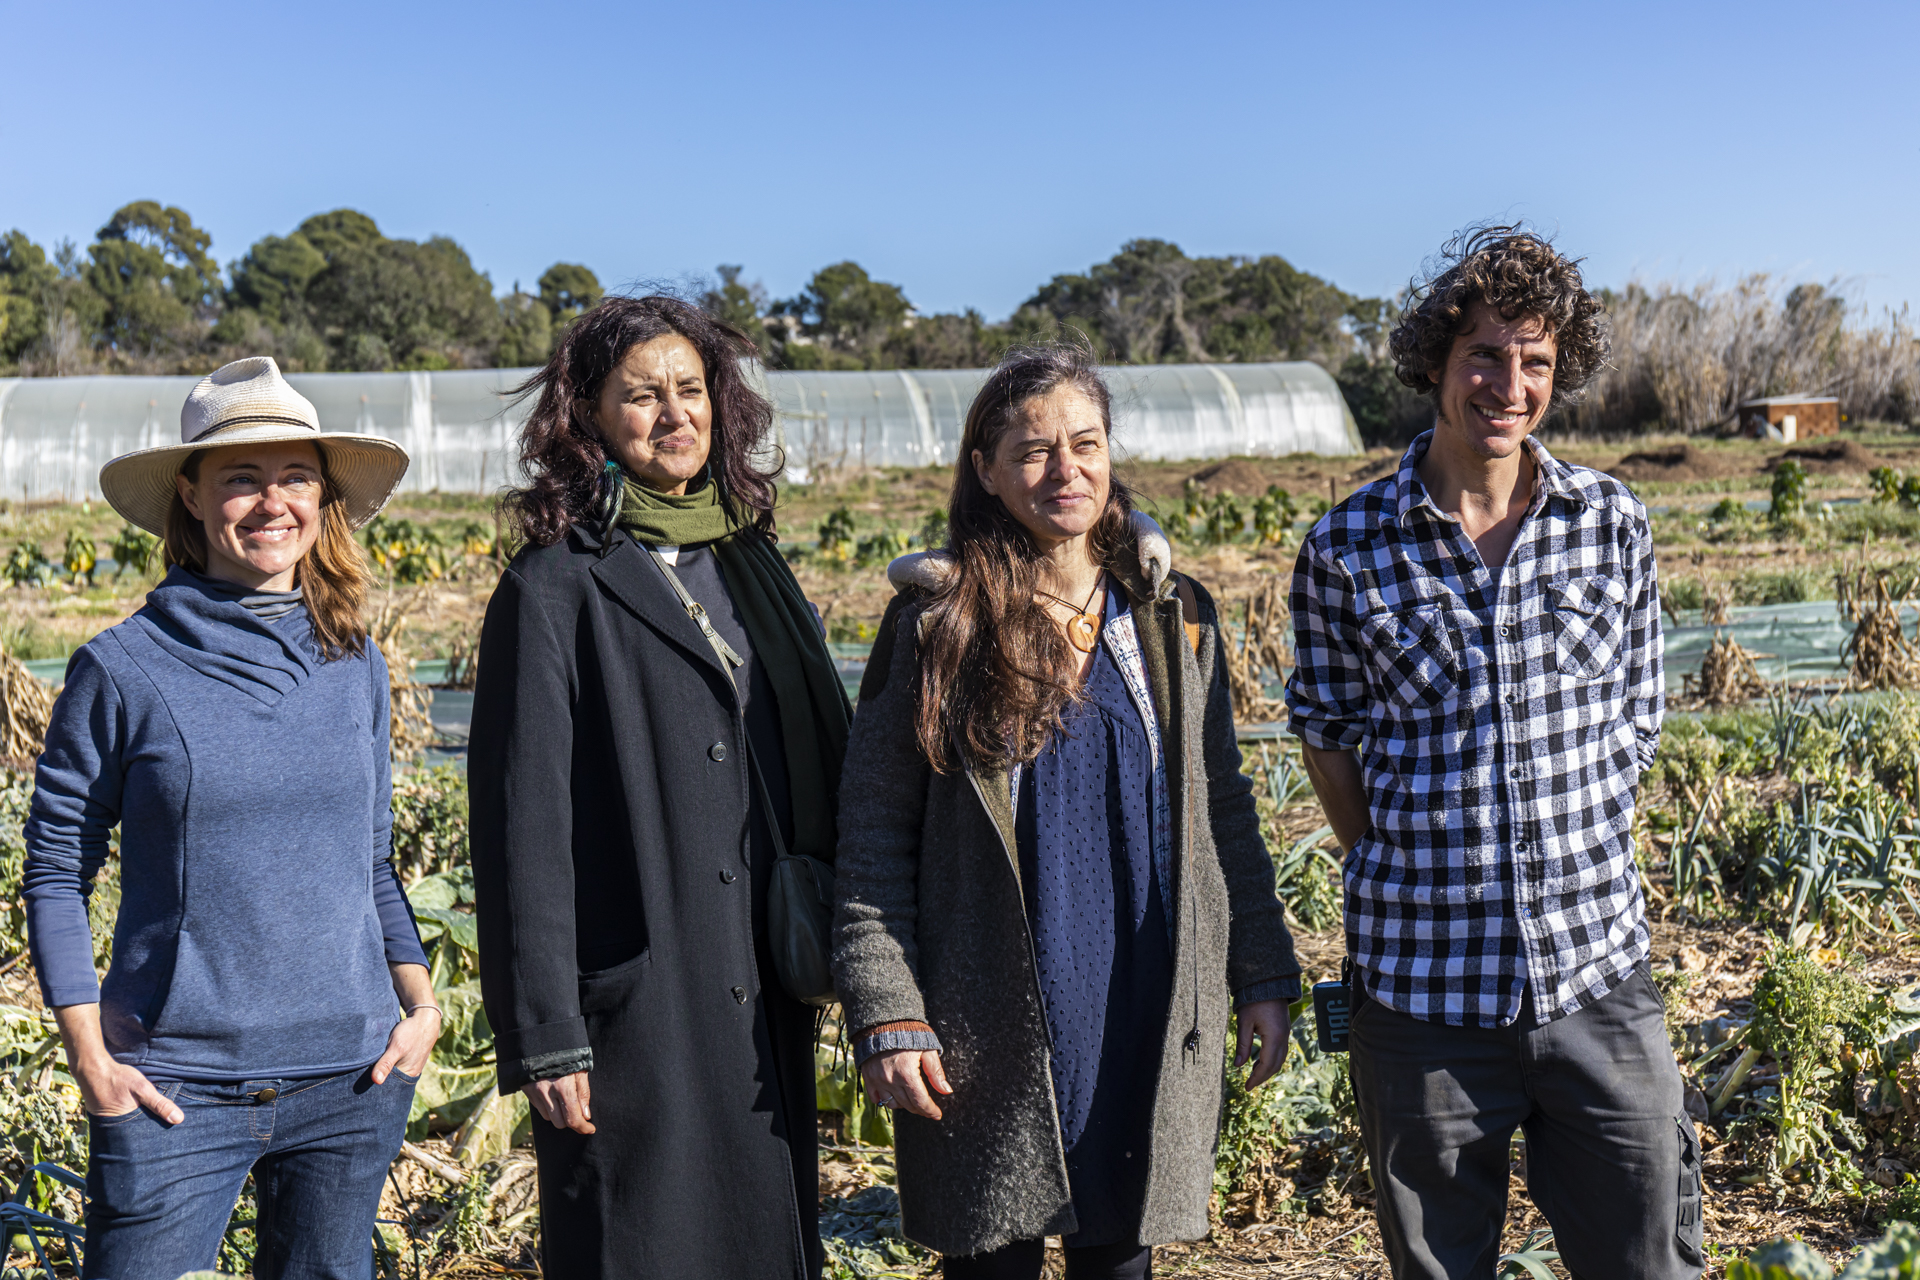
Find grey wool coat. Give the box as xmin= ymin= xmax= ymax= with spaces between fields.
xmin=831 ymin=519 xmax=1300 ymax=1257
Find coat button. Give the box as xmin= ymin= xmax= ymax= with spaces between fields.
xmin=720 ymin=869 xmax=737 ymax=883
xmin=709 ymin=742 xmax=728 ymax=762
xmin=731 ymin=986 xmax=748 ymax=1004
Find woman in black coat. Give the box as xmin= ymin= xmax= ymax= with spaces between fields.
xmin=470 ymin=295 xmax=849 ymax=1279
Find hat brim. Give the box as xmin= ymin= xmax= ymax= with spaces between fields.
xmin=99 ymin=425 xmax=412 ymax=537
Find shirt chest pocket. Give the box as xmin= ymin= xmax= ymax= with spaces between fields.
xmin=1360 ymin=604 xmax=1459 ymax=713
xmin=1550 ymin=576 xmax=1628 ymax=678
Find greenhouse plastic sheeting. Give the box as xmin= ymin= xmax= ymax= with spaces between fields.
xmin=1226 ymin=601 xmax=1894 ymax=740
xmin=0 ymin=369 xmax=531 ymax=501
xmin=1660 ymin=600 xmax=1914 ymax=690
xmin=767 ymin=362 xmax=1361 ymax=477
xmin=0 ymin=360 xmax=1360 ymax=501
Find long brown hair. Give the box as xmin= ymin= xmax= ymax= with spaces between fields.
xmin=915 ymin=344 xmax=1135 ymax=770
xmin=503 ymin=294 xmax=779 ymax=547
xmin=162 ymin=448 xmax=372 ymax=660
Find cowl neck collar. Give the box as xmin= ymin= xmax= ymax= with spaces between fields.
xmin=133 ymin=566 xmax=319 ymax=704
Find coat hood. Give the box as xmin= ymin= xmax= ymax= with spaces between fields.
xmin=885 ymin=510 xmax=1174 ymax=600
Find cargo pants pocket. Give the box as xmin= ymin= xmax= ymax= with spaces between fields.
xmin=1676 ymin=1116 xmax=1704 ymax=1264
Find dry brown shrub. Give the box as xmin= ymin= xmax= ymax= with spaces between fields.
xmin=374 ymin=591 xmax=437 ymax=761
xmin=1223 ymin=579 xmax=1291 ymax=723
xmin=1843 ymin=575 xmax=1920 ymax=690
xmin=1570 ymin=276 xmax=1920 ymax=434
xmin=0 ymin=649 xmax=54 ymax=763
xmin=1702 ymin=586 xmax=1733 ymax=628
xmin=438 ymin=633 xmax=480 ymax=691
xmin=1682 ymin=632 xmax=1773 ymax=706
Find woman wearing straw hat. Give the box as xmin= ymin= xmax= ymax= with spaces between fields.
xmin=22 ymin=356 xmax=433 ymax=1280
xmin=469 ymin=294 xmax=848 ymax=1279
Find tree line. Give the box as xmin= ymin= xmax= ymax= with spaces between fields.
xmin=0 ymin=203 xmax=603 ymax=380
xmin=0 ymin=203 xmax=1432 ymax=439
xmin=1 ymin=201 xmax=1913 ymax=442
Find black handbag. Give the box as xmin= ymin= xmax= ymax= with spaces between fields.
xmin=644 ymin=545 xmax=839 ymax=1008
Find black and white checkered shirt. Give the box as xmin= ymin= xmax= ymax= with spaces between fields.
xmin=1286 ymin=431 xmax=1663 ymax=1028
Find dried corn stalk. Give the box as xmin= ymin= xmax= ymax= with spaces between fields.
xmin=1224 ymin=579 xmax=1292 ymax=724
xmin=439 ymin=633 xmax=480 ymax=691
xmin=0 ymin=649 xmax=55 ymax=762
xmin=1843 ymin=575 xmax=1920 ymax=690
xmin=1682 ymin=632 xmax=1772 ymax=705
xmin=1835 ymin=560 xmax=1920 ymax=622
xmin=385 ymin=651 xmax=436 ymax=763
xmin=373 ymin=590 xmax=436 ymax=761
xmin=1701 ymin=587 xmax=1732 ymax=628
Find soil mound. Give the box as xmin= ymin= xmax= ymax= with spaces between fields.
xmin=1778 ymin=440 xmax=1885 ymax=474
xmin=1606 ymin=444 xmax=1751 ymax=483
xmin=1186 ymin=459 xmax=1279 ymax=495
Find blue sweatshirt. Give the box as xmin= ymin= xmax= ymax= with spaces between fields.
xmin=23 ymin=568 xmax=428 ymax=1080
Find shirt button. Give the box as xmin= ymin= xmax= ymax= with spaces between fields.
xmin=709 ymin=742 xmax=728 ymax=762
xmin=731 ymin=986 xmax=748 ymax=1004
xmin=1510 ymin=767 xmax=1523 ymax=779
xmin=1516 ymin=841 xmax=1528 ymax=852
xmin=1520 ymin=907 xmax=1533 ymax=919
xmin=1505 ymin=692 xmax=1518 ymax=704
xmin=720 ymin=869 xmax=737 ymax=883
xmin=1499 ymin=625 xmax=1511 ymax=637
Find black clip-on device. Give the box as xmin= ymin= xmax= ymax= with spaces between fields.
xmin=1312 ymin=957 xmax=1353 ymax=1053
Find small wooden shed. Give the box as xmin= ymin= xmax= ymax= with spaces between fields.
xmin=1740 ymin=395 xmax=1840 ymax=442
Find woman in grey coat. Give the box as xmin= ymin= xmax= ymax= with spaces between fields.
xmin=832 ymin=345 xmax=1301 ymax=1280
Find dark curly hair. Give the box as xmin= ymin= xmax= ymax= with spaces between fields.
xmin=1388 ymin=225 xmax=1610 ymax=412
xmin=503 ymin=294 xmax=778 ymax=546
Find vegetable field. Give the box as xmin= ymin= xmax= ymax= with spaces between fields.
xmin=2 ymin=432 xmax=1920 ymax=1276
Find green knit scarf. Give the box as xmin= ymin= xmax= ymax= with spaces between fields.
xmin=615 ymin=477 xmax=851 ymax=865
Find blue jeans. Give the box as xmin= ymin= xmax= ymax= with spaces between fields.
xmin=83 ymin=1066 xmax=416 ymax=1280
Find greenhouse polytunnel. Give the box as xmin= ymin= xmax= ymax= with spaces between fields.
xmin=0 ymin=361 xmax=1359 ymax=501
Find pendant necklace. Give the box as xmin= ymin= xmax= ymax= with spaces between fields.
xmin=1038 ymin=575 xmax=1105 ymax=653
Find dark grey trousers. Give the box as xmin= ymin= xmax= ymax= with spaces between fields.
xmin=1348 ymin=967 xmax=1703 ymax=1280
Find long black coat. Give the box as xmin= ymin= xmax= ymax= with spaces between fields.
xmin=469 ymin=522 xmax=820 ymax=1280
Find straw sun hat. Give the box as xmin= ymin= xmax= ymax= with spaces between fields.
xmin=99 ymin=356 xmax=411 ymax=537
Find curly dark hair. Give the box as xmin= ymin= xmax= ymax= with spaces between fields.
xmin=503 ymin=295 xmax=778 ymax=546
xmin=1388 ymin=224 xmax=1610 ymax=412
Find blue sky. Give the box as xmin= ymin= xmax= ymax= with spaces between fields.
xmin=4 ymin=0 xmax=1916 ymax=320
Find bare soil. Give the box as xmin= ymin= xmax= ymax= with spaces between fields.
xmin=1608 ymin=443 xmax=1762 ymax=484
xmin=1597 ymin=438 xmax=1891 ymax=485
xmin=1781 ymin=439 xmax=1892 ymax=474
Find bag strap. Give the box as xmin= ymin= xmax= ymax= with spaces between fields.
xmin=1172 ymin=573 xmax=1203 ymax=656
xmin=645 ymin=545 xmax=795 ymax=864
xmin=647 ymin=545 xmax=745 ymax=677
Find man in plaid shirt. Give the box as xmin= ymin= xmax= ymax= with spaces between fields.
xmin=1288 ymin=228 xmax=1700 ymax=1279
